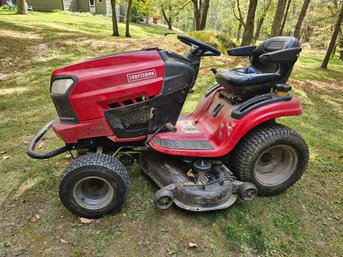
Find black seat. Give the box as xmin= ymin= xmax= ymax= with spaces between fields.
xmin=215 ymin=36 xmax=301 ymax=96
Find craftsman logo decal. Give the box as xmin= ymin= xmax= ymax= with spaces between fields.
xmin=127 ymin=69 xmax=156 ymax=82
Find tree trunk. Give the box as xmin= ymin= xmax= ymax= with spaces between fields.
xmin=111 ymin=0 xmax=119 ymax=36
xmin=200 ymin=0 xmax=210 ymax=30
xmin=254 ymin=18 xmax=264 ymax=42
xmin=293 ymin=0 xmax=311 ymax=39
xmin=237 ymin=22 xmax=242 ymax=42
xmin=192 ymin=0 xmax=201 ymax=30
xmin=161 ymin=6 xmax=173 ymax=30
xmin=17 ymin=0 xmax=28 ymax=15
xmin=279 ymin=0 xmax=291 ymax=35
xmin=321 ymin=4 xmax=343 ymax=69
xmin=241 ymin=0 xmax=258 ymax=46
xmin=253 ymin=0 xmax=272 ymax=42
xmin=271 ymin=0 xmax=286 ymax=37
xmin=125 ymin=0 xmax=133 ymax=37
xmin=339 ymin=35 xmax=343 ymax=60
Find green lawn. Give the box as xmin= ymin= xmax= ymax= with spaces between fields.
xmin=0 ymin=10 xmax=342 ymax=257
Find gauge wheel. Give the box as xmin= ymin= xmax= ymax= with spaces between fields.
xmin=155 ymin=189 xmax=174 ymax=210
xmin=231 ymin=123 xmax=309 ymax=195
xmin=59 ymin=153 xmax=129 ymax=218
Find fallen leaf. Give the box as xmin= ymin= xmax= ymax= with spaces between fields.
xmin=168 ymin=250 xmax=176 ymax=256
xmin=60 ymin=239 xmax=66 ymax=244
xmin=3 ymin=155 xmax=10 ymax=160
xmin=38 ymin=141 xmax=45 ymax=149
xmin=28 ymin=214 xmax=40 ymax=223
xmin=188 ymin=242 xmax=197 ymax=248
xmin=0 ymin=150 xmax=7 ymax=154
xmin=79 ymin=217 xmax=93 ymax=224
xmin=186 ymin=169 xmax=195 ymax=178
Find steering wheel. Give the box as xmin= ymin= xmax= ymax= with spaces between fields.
xmin=177 ymin=34 xmax=221 ymax=57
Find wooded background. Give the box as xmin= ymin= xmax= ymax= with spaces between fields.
xmin=110 ymin=0 xmax=343 ymax=68
xmin=15 ymin=0 xmax=343 ymax=68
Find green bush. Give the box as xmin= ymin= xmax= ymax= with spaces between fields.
xmin=186 ymin=30 xmax=236 ymax=53
xmin=0 ymin=5 xmax=10 ymax=10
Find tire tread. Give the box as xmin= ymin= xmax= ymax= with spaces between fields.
xmin=231 ymin=123 xmax=309 ymax=195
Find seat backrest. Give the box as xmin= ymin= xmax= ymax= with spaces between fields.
xmin=251 ymin=36 xmax=300 ymax=83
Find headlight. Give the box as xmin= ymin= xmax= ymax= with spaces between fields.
xmin=51 ymin=78 xmax=74 ymax=95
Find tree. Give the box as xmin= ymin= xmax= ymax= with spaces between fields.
xmin=279 ymin=0 xmax=291 ymax=35
xmin=271 ymin=0 xmax=286 ymax=37
xmin=293 ymin=0 xmax=311 ymax=39
xmin=232 ymin=0 xmax=245 ymax=41
xmin=17 ymin=0 xmax=28 ymax=15
xmin=161 ymin=5 xmax=173 ymax=30
xmin=254 ymin=0 xmax=272 ymax=42
xmin=321 ymin=3 xmax=343 ymax=69
xmin=160 ymin=0 xmax=190 ymax=30
xmin=241 ymin=0 xmax=258 ymax=46
xmin=339 ymin=34 xmax=343 ymax=60
xmin=191 ymin=0 xmax=211 ymax=30
xmin=111 ymin=0 xmax=120 ymax=36
xmin=126 ymin=0 xmax=133 ymax=37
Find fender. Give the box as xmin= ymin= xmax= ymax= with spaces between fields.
xmin=150 ymin=93 xmax=302 ymax=158
xmin=216 ymin=95 xmax=302 ymax=156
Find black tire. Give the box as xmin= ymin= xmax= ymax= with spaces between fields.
xmin=59 ymin=153 xmax=129 ymax=218
xmin=231 ymin=123 xmax=309 ymax=195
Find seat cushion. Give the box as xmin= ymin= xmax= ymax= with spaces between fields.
xmin=215 ymin=67 xmax=280 ymax=87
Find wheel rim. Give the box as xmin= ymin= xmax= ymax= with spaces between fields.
xmin=253 ymin=145 xmax=298 ymax=186
xmin=73 ymin=176 xmax=115 ymax=210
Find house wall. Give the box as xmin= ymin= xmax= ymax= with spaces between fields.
xmin=26 ymin=0 xmax=63 ymax=11
xmin=63 ymin=0 xmax=78 ymax=11
xmin=24 ymin=0 xmax=118 ymax=17
xmin=105 ymin=0 xmax=111 ymax=16
xmin=77 ymin=0 xmax=89 ymax=12
xmin=95 ymin=0 xmax=106 ymax=15
xmin=107 ymin=1 xmax=121 ymax=18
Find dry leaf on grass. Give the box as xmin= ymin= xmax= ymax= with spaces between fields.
xmin=38 ymin=141 xmax=45 ymax=149
xmin=0 ymin=150 xmax=7 ymax=154
xmin=79 ymin=217 xmax=93 ymax=224
xmin=28 ymin=214 xmax=40 ymax=223
xmin=60 ymin=239 xmax=66 ymax=244
xmin=188 ymin=242 xmax=197 ymax=248
xmin=3 ymin=155 xmax=10 ymax=160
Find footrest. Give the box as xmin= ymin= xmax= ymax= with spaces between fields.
xmin=152 ymin=139 xmax=214 ymax=150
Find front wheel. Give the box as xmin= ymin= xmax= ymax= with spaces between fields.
xmin=231 ymin=123 xmax=309 ymax=195
xmin=59 ymin=153 xmax=130 ymax=218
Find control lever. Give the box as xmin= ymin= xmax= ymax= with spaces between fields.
xmin=145 ymin=123 xmax=177 ymax=148
xmin=165 ymin=123 xmax=177 ymax=133
xmin=210 ymin=68 xmax=217 ymax=74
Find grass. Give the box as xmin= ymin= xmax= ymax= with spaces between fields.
xmin=1 ymin=10 xmax=343 ymax=257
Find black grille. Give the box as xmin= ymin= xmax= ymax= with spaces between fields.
xmin=104 ymin=100 xmax=153 ymax=138
xmin=119 ymin=106 xmax=151 ymax=130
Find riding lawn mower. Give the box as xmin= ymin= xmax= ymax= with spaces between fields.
xmin=27 ymin=35 xmax=309 ymax=218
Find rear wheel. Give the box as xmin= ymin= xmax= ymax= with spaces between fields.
xmin=231 ymin=123 xmax=309 ymax=195
xmin=59 ymin=153 xmax=129 ymax=218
